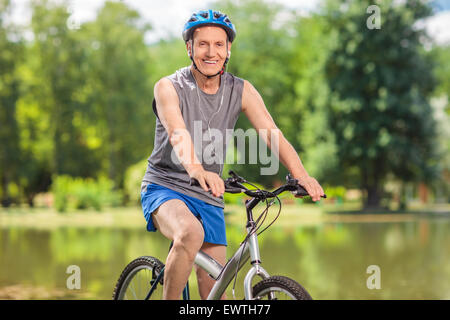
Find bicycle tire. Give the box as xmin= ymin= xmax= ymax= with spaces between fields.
xmin=252 ymin=275 xmax=313 ymax=300
xmin=113 ymin=256 xmax=165 ymax=300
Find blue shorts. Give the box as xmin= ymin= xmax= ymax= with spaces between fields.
xmin=140 ymin=183 xmax=227 ymax=246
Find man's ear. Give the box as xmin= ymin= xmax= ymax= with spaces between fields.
xmin=186 ymin=40 xmax=192 ymax=58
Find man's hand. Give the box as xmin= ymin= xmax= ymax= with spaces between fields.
xmin=190 ymin=168 xmax=225 ymax=198
xmin=295 ymin=175 xmax=325 ymax=202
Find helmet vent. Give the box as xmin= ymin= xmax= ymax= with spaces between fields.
xmin=183 ymin=10 xmax=236 ymax=43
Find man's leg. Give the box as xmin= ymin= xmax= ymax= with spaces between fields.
xmin=195 ymin=242 xmax=227 ymax=300
xmin=152 ymin=199 xmax=204 ymax=300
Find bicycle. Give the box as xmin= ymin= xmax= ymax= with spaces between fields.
xmin=112 ymin=171 xmax=326 ymax=300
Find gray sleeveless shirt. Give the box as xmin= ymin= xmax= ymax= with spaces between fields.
xmin=141 ymin=66 xmax=244 ymax=208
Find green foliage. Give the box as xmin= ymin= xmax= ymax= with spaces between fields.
xmin=29 ymin=0 xmax=99 ymax=177
xmin=289 ymin=15 xmax=339 ymax=184
xmin=323 ymin=185 xmax=347 ymax=200
xmin=323 ymin=0 xmax=439 ymax=208
xmin=4 ymin=0 xmax=155 ymax=207
xmin=214 ymin=0 xmax=298 ymax=186
xmin=52 ymin=175 xmax=123 ymax=212
xmin=223 ymin=191 xmax=244 ymax=205
xmin=0 ymin=0 xmax=24 ymax=206
xmin=431 ymin=45 xmax=450 ymax=100
xmin=0 ymin=0 xmax=448 ymax=209
xmin=124 ymin=158 xmax=148 ymax=205
xmin=428 ymin=45 xmax=450 ymax=201
xmin=148 ymin=39 xmax=189 ymax=81
xmin=81 ymin=1 xmax=154 ymax=189
xmin=52 ymin=175 xmax=71 ymax=212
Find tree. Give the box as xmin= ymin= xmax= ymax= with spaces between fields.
xmin=214 ymin=0 xmax=298 ymax=186
xmin=288 ymin=14 xmax=339 ymax=184
xmin=429 ymin=45 xmax=450 ymax=202
xmin=81 ymin=1 xmax=154 ymax=190
xmin=30 ymin=0 xmax=99 ymax=177
xmin=0 ymin=0 xmax=23 ymax=206
xmin=324 ymin=0 xmax=439 ymax=209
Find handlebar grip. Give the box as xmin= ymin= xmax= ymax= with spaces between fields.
xmin=292 ymin=185 xmax=327 ymax=198
xmin=191 ymin=178 xmax=245 ymax=194
xmin=291 ymin=185 xmax=309 ymax=197
xmin=225 ymin=187 xmax=246 ymax=194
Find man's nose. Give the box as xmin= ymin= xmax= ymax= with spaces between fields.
xmin=206 ymin=45 xmax=216 ymax=57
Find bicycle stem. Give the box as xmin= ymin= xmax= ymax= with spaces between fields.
xmin=245 ymin=196 xmax=262 ymax=224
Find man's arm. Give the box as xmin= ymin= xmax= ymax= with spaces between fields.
xmin=153 ymin=78 xmax=224 ymax=197
xmin=241 ymin=80 xmax=324 ymax=202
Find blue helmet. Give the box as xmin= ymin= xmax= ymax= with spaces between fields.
xmin=182 ymin=10 xmax=236 ymax=43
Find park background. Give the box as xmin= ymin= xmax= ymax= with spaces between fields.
xmin=0 ymin=0 xmax=449 ymax=299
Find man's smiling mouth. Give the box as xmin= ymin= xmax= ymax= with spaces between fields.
xmin=203 ymin=60 xmax=218 ymax=65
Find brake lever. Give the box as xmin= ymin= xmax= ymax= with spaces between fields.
xmin=286 ymin=173 xmax=299 ymax=187
xmin=228 ymin=170 xmax=246 ymax=183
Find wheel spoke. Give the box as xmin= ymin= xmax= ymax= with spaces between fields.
xmin=114 ymin=258 xmax=165 ymax=300
xmin=256 ymin=287 xmax=296 ymax=300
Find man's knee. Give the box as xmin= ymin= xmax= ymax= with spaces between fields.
xmin=153 ymin=199 xmax=202 ymax=240
xmin=172 ymin=223 xmax=204 ymax=259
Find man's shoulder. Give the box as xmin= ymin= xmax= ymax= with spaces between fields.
xmin=154 ymin=77 xmax=173 ymax=92
xmin=153 ymin=76 xmax=179 ymax=103
xmin=163 ymin=66 xmax=195 ymax=91
xmin=224 ymin=71 xmax=246 ymax=89
xmin=154 ymin=66 xmax=193 ymax=91
xmin=225 ymin=73 xmax=253 ymax=93
xmin=166 ymin=66 xmax=190 ymax=79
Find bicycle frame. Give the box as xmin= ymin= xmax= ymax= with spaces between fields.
xmin=139 ymin=172 xmax=321 ymax=300
xmin=146 ymin=196 xmax=269 ymax=300
xmin=197 ymin=196 xmax=270 ymax=300
xmin=198 ymin=232 xmax=269 ymax=300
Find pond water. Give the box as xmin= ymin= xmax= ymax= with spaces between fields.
xmin=0 ymin=213 xmax=449 ymax=299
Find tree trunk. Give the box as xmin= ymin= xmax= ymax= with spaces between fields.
xmin=1 ymin=173 xmax=11 ymax=208
xmin=398 ymin=182 xmax=407 ymax=211
xmin=362 ymin=164 xmax=383 ymax=211
xmin=365 ymin=185 xmax=381 ymax=210
xmin=27 ymin=193 xmax=35 ymax=208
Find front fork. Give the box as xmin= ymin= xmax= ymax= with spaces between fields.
xmin=243 ymin=226 xmax=272 ymax=300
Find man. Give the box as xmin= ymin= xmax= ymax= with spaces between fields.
xmin=141 ymin=9 xmax=324 ymax=300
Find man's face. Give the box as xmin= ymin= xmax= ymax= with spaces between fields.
xmin=187 ymin=26 xmax=230 ymax=76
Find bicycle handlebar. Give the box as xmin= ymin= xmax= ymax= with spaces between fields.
xmin=189 ymin=170 xmax=327 ymax=200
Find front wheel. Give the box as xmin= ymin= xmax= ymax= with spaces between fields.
xmin=113 ymin=256 xmax=165 ymax=300
xmin=252 ymin=276 xmax=312 ymax=300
